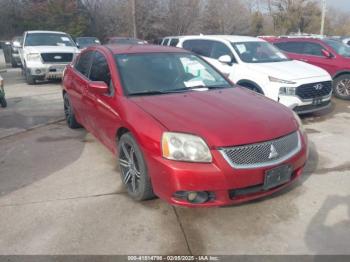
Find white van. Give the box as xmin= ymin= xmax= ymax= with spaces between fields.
xmin=177 ymin=35 xmax=333 ymax=114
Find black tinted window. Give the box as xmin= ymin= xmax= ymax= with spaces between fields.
xmin=89 ymin=52 xmax=112 ymax=87
xmin=211 ymin=41 xmax=232 ymax=59
xmin=183 ymin=40 xmax=213 ymax=57
xmin=75 ymin=51 xmax=93 ymax=77
xmin=274 ymin=42 xmax=304 ymax=54
xmin=303 ymin=42 xmax=324 ymax=56
xmin=169 ymin=38 xmax=179 ymax=47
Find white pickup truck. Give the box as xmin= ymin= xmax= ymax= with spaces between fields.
xmin=19 ymin=30 xmax=80 ymax=84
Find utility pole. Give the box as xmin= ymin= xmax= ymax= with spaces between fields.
xmin=131 ymin=0 xmax=137 ymax=38
xmin=320 ymin=0 xmax=326 ymax=35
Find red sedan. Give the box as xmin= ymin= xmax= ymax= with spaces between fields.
xmin=62 ymin=44 xmax=308 ymax=207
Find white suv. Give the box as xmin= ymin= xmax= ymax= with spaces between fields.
xmin=19 ymin=30 xmax=80 ymax=85
xmin=177 ymin=35 xmax=333 ymax=114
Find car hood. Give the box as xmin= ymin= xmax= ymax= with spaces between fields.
xmin=130 ymin=88 xmax=298 ymax=147
xmin=246 ymin=60 xmax=330 ymax=81
xmin=24 ymin=46 xmax=79 ymax=54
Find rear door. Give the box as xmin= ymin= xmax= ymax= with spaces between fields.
xmin=70 ymin=50 xmax=94 ymax=128
xmin=273 ymin=41 xmax=305 ymax=61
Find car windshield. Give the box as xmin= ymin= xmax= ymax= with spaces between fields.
xmin=77 ymin=37 xmax=100 ymax=48
xmin=232 ymin=41 xmax=290 ymax=63
xmin=25 ymin=33 xmax=75 ymax=47
xmin=324 ymin=39 xmax=350 ymax=57
xmin=115 ymin=53 xmax=231 ymax=96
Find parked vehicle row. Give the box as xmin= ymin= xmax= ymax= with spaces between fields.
xmin=62 ymin=44 xmax=308 ymax=207
xmin=168 ymin=35 xmax=333 ymax=114
xmin=264 ymin=36 xmax=350 ymax=100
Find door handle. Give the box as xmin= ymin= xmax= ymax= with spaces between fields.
xmin=300 ymin=59 xmax=308 ymax=62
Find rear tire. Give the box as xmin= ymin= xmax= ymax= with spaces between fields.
xmin=0 ymin=97 xmax=7 ymax=108
xmin=63 ymin=93 xmax=82 ymax=129
xmin=333 ymin=75 xmax=350 ymax=100
xmin=118 ymin=133 xmax=155 ymax=201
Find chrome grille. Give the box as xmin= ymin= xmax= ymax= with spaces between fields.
xmin=41 ymin=53 xmax=73 ymax=63
xmin=296 ymin=81 xmax=332 ymax=100
xmin=220 ymin=132 xmax=301 ymax=169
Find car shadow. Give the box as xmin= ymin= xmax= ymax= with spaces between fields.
xmin=305 ymin=195 xmax=350 ymax=254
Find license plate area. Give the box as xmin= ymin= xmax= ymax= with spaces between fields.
xmin=312 ymin=96 xmax=323 ymax=105
xmin=263 ymin=165 xmax=293 ymax=190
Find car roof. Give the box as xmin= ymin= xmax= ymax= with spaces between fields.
xmin=270 ymin=37 xmax=324 ymax=43
xmin=26 ymin=30 xmax=68 ymax=35
xmin=104 ymin=44 xmax=189 ymax=55
xmin=179 ymin=35 xmax=264 ymax=43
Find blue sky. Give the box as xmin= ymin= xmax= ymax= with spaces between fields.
xmin=327 ymin=0 xmax=350 ymax=11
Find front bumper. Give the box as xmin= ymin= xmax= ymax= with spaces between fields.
xmin=26 ymin=63 xmax=68 ymax=79
xmin=146 ymin=132 xmax=308 ymax=207
xmin=279 ymin=94 xmax=332 ymax=114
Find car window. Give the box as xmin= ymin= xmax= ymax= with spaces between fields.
xmin=115 ymin=53 xmax=231 ymax=96
xmin=162 ymin=38 xmax=170 ymax=46
xmin=232 ymin=41 xmax=289 ymax=63
xmin=169 ymin=38 xmax=179 ymax=47
xmin=324 ymin=39 xmax=350 ymax=57
xmin=183 ymin=40 xmax=214 ymax=57
xmin=210 ymin=41 xmax=233 ymax=60
xmin=302 ymin=42 xmax=324 ymax=56
xmin=274 ymin=42 xmax=304 ymax=54
xmin=89 ymin=51 xmax=113 ymax=94
xmin=75 ymin=51 xmax=94 ymax=77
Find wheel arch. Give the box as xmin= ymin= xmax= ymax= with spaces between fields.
xmin=333 ymin=71 xmax=350 ymax=79
xmin=236 ymin=79 xmax=265 ymax=94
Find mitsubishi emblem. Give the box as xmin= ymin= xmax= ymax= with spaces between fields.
xmin=269 ymin=145 xmax=279 ymax=159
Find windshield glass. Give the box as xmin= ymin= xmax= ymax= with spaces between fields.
xmin=77 ymin=37 xmax=100 ymax=48
xmin=324 ymin=39 xmax=350 ymax=57
xmin=25 ymin=33 xmax=75 ymax=47
xmin=115 ymin=53 xmax=231 ymax=96
xmin=232 ymin=41 xmax=290 ymax=63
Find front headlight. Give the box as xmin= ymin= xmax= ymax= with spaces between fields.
xmin=162 ymin=132 xmax=212 ymax=163
xmin=279 ymin=86 xmax=296 ymax=96
xmin=269 ymin=76 xmax=296 ymax=85
xmin=26 ymin=53 xmax=41 ymax=62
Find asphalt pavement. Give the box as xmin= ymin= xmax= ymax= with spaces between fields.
xmin=0 ymin=68 xmax=349 ymax=255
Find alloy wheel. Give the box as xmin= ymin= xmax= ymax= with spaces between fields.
xmin=119 ymin=141 xmax=141 ymax=193
xmin=336 ymin=79 xmax=350 ymax=97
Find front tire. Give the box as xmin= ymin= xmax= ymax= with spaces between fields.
xmin=333 ymin=75 xmax=350 ymax=100
xmin=239 ymin=83 xmax=263 ymax=94
xmin=118 ymin=133 xmax=155 ymax=201
xmin=63 ymin=93 xmax=82 ymax=129
xmin=25 ymin=69 xmax=36 ymax=85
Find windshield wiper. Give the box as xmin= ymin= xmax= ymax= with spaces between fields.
xmin=187 ymin=85 xmax=230 ymax=90
xmin=128 ymin=88 xmax=190 ymax=96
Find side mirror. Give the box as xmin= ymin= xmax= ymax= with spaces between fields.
xmin=88 ymin=81 xmax=109 ymax=95
xmin=322 ymin=49 xmax=333 ymax=58
xmin=218 ymin=55 xmax=232 ymax=65
xmin=13 ymin=41 xmax=21 ymax=48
